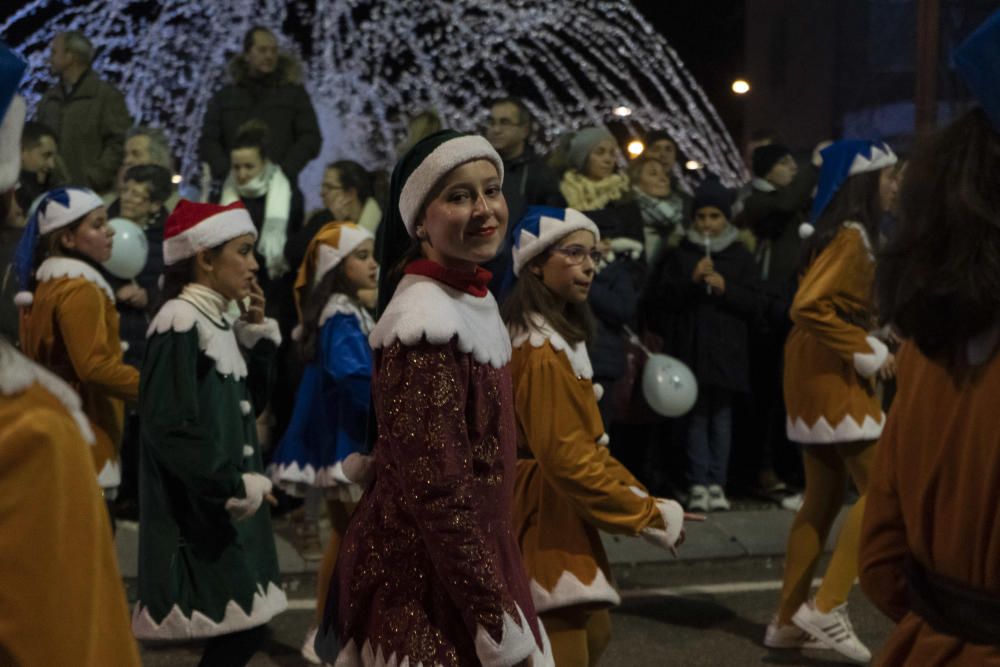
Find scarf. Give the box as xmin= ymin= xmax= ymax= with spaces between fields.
xmin=405 ymin=258 xmax=492 ymax=297
xmin=634 ymin=188 xmax=685 ymax=234
xmin=221 ymin=161 xmax=292 ymax=279
xmin=559 ymin=170 xmax=630 ymax=211
xmin=686 ymin=223 xmax=741 ymax=254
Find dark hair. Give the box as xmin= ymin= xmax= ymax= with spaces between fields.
xmin=297 ymin=263 xmax=359 ymax=362
xmin=232 ymin=120 xmax=270 ymax=161
xmin=123 ymin=164 xmax=173 ymax=205
xmin=492 ymin=97 xmax=533 ymax=129
xmin=327 ymin=160 xmax=375 ymax=202
xmin=877 ymin=108 xmax=1000 ymax=367
xmin=156 ymin=247 xmax=225 ymax=309
xmin=798 ymin=169 xmax=883 ymax=274
xmin=28 ymin=215 xmax=92 ymax=290
xmin=645 ymin=130 xmax=677 ymax=149
xmin=242 ymin=26 xmax=275 ymax=52
xmin=21 ymin=121 xmax=56 ymax=150
xmin=501 ymin=254 xmax=595 ymax=346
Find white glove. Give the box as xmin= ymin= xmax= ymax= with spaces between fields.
xmin=225 ymin=473 xmax=272 ymax=521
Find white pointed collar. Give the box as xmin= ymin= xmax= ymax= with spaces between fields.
xmin=36 ymin=256 xmax=115 ymax=302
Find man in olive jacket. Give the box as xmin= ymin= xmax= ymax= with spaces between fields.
xmin=199 ymin=27 xmax=320 ymax=188
xmin=36 ymin=31 xmax=131 ymax=194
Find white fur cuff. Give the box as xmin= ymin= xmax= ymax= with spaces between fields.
xmin=640 ymin=498 xmax=685 ymax=551
xmin=853 ymin=335 xmax=889 ymax=378
xmin=234 ymin=318 xmax=282 ymax=349
xmin=225 ymin=473 xmax=272 ymax=521
xmin=474 ymin=604 xmax=541 ymax=667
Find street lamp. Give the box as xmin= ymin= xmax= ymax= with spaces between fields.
xmin=685 ymin=160 xmax=702 ymax=171
xmin=731 ymin=79 xmax=751 ymax=95
xmin=627 ymin=140 xmax=645 ymax=158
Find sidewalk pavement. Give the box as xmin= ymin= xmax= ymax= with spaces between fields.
xmin=114 ymin=504 xmax=847 ymax=579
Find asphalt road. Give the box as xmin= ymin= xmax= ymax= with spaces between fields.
xmin=136 ymin=556 xmax=894 ymax=666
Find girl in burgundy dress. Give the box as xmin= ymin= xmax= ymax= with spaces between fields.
xmin=316 ymin=130 xmax=552 ymax=666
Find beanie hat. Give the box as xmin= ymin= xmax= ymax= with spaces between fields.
xmin=13 ymin=187 xmax=106 ymax=306
xmin=376 ymin=130 xmax=503 ymax=315
xmin=511 ymin=206 xmax=600 ymax=275
xmin=692 ymin=178 xmax=735 ymax=221
xmin=397 ymin=133 xmax=503 ymax=238
xmin=567 ymin=126 xmax=615 ymax=173
xmin=293 ymin=222 xmax=373 ymax=329
xmin=0 ymin=41 xmax=26 ymax=193
xmin=162 ymin=200 xmax=257 ymax=266
xmin=803 ymin=139 xmax=897 ymax=238
xmin=954 ymin=8 xmax=1000 ymax=133
xmin=751 ymin=143 xmax=792 ymax=178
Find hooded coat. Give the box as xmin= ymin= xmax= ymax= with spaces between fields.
xmin=199 ymin=53 xmax=321 ymax=184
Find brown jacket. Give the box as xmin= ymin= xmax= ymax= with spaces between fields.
xmin=784 ymin=223 xmax=887 ymax=443
xmin=36 ymin=68 xmax=131 ymax=193
xmin=860 ymin=340 xmax=1000 ymax=665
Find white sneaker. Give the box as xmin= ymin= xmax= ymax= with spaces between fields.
xmin=687 ymin=484 xmax=709 ymax=512
xmin=792 ymin=600 xmax=872 ymax=663
xmin=301 ymin=626 xmax=321 ymax=664
xmin=763 ymin=617 xmax=825 ymax=649
xmin=707 ymin=484 xmax=731 ymax=511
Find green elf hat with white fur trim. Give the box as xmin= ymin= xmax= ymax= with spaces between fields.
xmin=376 ymin=129 xmax=504 ymax=315
xmin=511 ymin=206 xmax=600 ymax=275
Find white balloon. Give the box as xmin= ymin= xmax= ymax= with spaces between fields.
xmin=103 ymin=217 xmax=149 ymax=280
xmin=642 ymin=353 xmax=698 ymax=418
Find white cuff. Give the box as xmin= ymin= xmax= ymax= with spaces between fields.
xmin=474 ymin=604 xmax=540 ymax=667
xmin=234 ymin=318 xmax=282 ymax=349
xmin=640 ymin=498 xmax=685 ymax=551
xmin=853 ymin=335 xmax=889 ymax=378
xmin=225 ymin=472 xmax=272 ymax=521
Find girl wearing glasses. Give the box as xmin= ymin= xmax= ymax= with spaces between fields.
xmin=502 ymin=206 xmax=692 ymax=666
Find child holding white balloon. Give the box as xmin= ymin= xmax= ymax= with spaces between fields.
xmin=644 ymin=179 xmax=763 ymax=513
xmin=502 ymin=205 xmax=695 ymax=666
xmin=14 ymin=186 xmax=140 ymax=502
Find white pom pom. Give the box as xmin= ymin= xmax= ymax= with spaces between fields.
xmin=291 ymin=324 xmax=303 ymax=342
xmin=14 ymin=291 xmax=33 ymax=307
xmin=799 ymin=222 xmax=815 ymax=239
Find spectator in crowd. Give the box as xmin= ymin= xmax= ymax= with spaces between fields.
xmin=113 ymin=125 xmax=180 ymax=211
xmin=18 ymin=121 xmax=60 ymax=213
xmin=1 ymin=63 xmax=26 ymax=344
xmin=629 ymin=155 xmax=689 ymax=263
xmin=559 ymin=126 xmax=631 ymax=213
xmin=645 ymin=179 xmax=762 ymax=513
xmin=483 ymin=96 xmax=565 ymax=294
xmin=394 ymin=109 xmax=442 ymax=157
xmin=199 ymin=26 xmax=320 ymax=190
xmin=36 ymin=30 xmax=131 ymax=193
xmin=0 ymin=190 xmax=24 ymax=343
xmin=737 ymin=142 xmax=822 ymax=497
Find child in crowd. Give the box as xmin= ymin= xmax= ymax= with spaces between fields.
xmin=132 ymin=200 xmax=286 ymax=666
xmin=317 ymin=130 xmax=551 ymax=666
xmin=15 ymin=187 xmax=139 ymax=501
xmin=269 ymin=222 xmax=377 ymax=664
xmin=502 ymin=205 xmax=690 ymax=666
xmin=645 ymin=179 xmax=762 ymax=513
xmin=767 ymin=140 xmax=899 ymax=664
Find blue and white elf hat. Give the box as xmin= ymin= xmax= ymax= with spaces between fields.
xmin=511 ymin=206 xmax=600 ymax=275
xmin=0 ymin=40 xmax=27 ymax=193
xmin=801 ymin=139 xmax=897 ymax=238
xmin=13 ymin=187 xmax=106 ymax=306
xmin=954 ymin=8 xmax=1000 ymax=133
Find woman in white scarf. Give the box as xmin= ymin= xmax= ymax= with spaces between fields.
xmin=220 ymin=121 xmax=302 ymax=283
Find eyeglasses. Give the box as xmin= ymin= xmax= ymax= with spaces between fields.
xmin=320 ymin=183 xmax=344 ymax=194
xmin=551 ymin=244 xmax=603 ymax=266
xmin=486 ymin=118 xmax=525 ymax=129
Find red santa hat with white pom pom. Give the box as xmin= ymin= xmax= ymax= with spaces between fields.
xmin=163 ymin=200 xmax=258 ymax=266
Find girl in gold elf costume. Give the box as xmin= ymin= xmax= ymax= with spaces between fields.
xmin=766 ymin=140 xmax=899 ymax=664
xmin=15 ymin=186 xmax=139 ymax=500
xmin=502 ymin=206 xmax=693 ymax=666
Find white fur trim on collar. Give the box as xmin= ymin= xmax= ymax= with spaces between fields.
xmin=399 ymin=135 xmax=504 ymax=237
xmin=510 ymin=314 xmax=593 ymax=379
xmin=163 ymin=207 xmax=258 ymax=266
xmin=319 ymin=293 xmax=375 ymax=334
xmin=148 ymin=299 xmax=249 ymax=379
xmin=36 ymin=256 xmax=115 ymax=302
xmin=131 ymin=581 xmax=287 ymax=640
xmin=842 ymin=221 xmax=874 ymax=259
xmin=370 ymin=274 xmax=511 ymax=368
xmin=0 ymin=341 xmax=95 ymax=444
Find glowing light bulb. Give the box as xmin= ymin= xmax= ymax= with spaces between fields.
xmin=731 ymin=79 xmax=750 ymax=95
xmin=613 ymin=105 xmax=632 ymax=117
xmin=627 ymin=140 xmax=644 ymax=157
xmin=685 ymin=160 xmax=702 ymax=170
xmin=171 ymin=174 xmax=182 ymax=184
